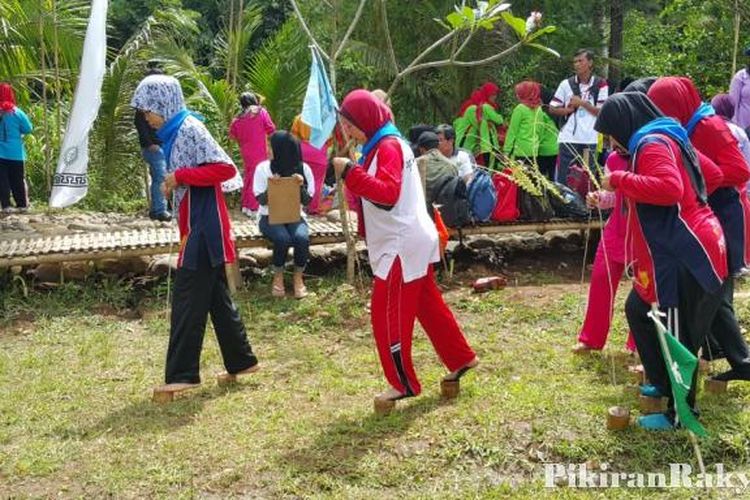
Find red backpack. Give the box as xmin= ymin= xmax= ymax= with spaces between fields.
xmin=491 ymin=171 xmax=520 ymax=222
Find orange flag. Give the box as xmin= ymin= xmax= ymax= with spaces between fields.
xmin=433 ymin=206 xmax=449 ymax=256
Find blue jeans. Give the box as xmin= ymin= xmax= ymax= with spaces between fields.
xmin=143 ymin=147 xmax=168 ymax=215
xmin=258 ymin=215 xmax=310 ymax=271
xmin=556 ymin=143 xmax=596 ymax=185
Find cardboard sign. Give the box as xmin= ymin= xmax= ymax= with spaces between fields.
xmin=268 ymin=177 xmax=301 ymax=224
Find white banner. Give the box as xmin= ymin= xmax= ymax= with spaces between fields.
xmin=49 ymin=0 xmax=108 ymax=208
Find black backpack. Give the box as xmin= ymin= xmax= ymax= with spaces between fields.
xmin=548 ymin=182 xmax=589 ymax=219
xmin=431 ymin=175 xmax=471 ymax=228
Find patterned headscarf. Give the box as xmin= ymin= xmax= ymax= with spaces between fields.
xmin=131 ymin=75 xmax=186 ymax=121
xmin=131 ymin=75 xmax=241 ymax=209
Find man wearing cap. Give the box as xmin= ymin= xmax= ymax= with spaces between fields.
xmin=730 ymin=47 xmax=750 ymax=130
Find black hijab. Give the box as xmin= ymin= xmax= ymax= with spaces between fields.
xmin=594 ymin=92 xmax=664 ymax=150
xmin=595 ymin=92 xmax=706 ymax=203
xmin=623 ymin=77 xmax=657 ymax=95
xmin=270 ymin=131 xmax=304 ymax=180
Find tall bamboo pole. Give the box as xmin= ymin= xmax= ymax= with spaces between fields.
xmin=732 ymin=0 xmax=741 ymax=78
xmin=52 ymin=0 xmax=62 ymax=155
xmin=39 ymin=4 xmax=51 ymax=193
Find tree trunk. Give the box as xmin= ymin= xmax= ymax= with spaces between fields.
xmin=608 ymin=0 xmax=624 ymax=89
xmin=592 ymin=0 xmax=607 ymax=77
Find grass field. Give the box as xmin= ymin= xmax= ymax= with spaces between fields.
xmin=1 ymin=253 xmax=750 ymax=498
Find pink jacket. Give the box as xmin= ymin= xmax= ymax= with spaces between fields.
xmin=594 ymin=152 xmax=628 ymax=263
xmin=229 ymin=106 xmax=275 ymax=170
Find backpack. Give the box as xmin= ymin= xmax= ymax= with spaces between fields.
xmin=568 ymin=75 xmax=604 ymax=105
xmin=517 ymin=183 xmax=554 ymax=221
xmin=549 ymin=182 xmax=588 ymax=219
xmin=467 ymin=169 xmax=497 ymax=222
xmin=432 ymin=175 xmax=471 ymax=228
xmin=490 ymin=171 xmax=520 ymax=222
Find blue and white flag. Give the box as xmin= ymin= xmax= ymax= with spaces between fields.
xmin=301 ymin=47 xmax=338 ymax=149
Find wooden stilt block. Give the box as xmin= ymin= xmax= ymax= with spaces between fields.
xmin=606 ymin=406 xmax=630 ymax=430
xmin=704 ymin=378 xmax=727 ymax=394
xmin=699 ymin=358 xmax=711 ymax=374
xmin=216 ymin=373 xmax=238 ymax=387
xmin=440 ymin=380 xmax=460 ymax=399
xmin=639 ymin=395 xmax=667 ymax=415
xmin=152 ymin=389 xmax=175 ymax=404
xmin=628 ymin=364 xmax=646 ymax=384
xmin=374 ymin=398 xmax=396 ymax=416
xmin=151 ymin=383 xmax=199 ymax=404
xmin=623 ymin=384 xmax=640 ymax=396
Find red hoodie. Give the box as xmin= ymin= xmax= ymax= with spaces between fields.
xmin=611 ymin=135 xmax=727 ymax=306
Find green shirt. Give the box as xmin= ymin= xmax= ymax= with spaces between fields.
xmin=503 ymin=104 xmax=559 ymax=159
xmin=454 ymin=103 xmax=504 ymax=169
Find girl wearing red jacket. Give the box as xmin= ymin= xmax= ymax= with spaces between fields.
xmin=594 ymin=92 xmax=727 ymax=430
xmin=332 ymin=90 xmax=478 ymax=406
xmin=649 ymin=77 xmax=750 ymax=383
xmin=132 ymin=76 xmax=259 ymax=396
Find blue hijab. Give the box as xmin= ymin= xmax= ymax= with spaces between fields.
xmin=358 ymin=122 xmax=402 ymax=165
xmin=156 ymin=109 xmax=203 ymax=167
xmin=685 ymin=102 xmax=716 ymax=136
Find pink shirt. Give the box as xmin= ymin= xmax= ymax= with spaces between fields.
xmin=229 ymin=106 xmax=275 ymax=170
xmin=595 ymin=152 xmax=628 ymax=263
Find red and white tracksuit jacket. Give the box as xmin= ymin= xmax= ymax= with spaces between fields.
xmin=344 ymin=136 xmax=476 ymax=396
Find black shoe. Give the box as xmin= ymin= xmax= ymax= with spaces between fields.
xmin=150 ymin=212 xmax=172 ymax=222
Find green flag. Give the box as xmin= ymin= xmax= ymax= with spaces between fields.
xmin=648 ymin=309 xmax=708 ymax=437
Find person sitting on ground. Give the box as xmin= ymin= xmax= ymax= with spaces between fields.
xmin=131 ymin=75 xmax=260 ymax=395
xmin=416 ymin=131 xmax=459 ymax=203
xmin=253 ymin=131 xmax=315 ymax=299
xmin=0 ymin=82 xmax=32 ymax=214
xmin=436 ymin=124 xmax=476 ymax=185
xmin=290 ymin=114 xmax=328 ymax=215
xmin=503 ymin=80 xmax=559 ymax=181
xmin=407 ymin=124 xmax=435 ymax=158
xmin=229 ymin=92 xmax=276 ymax=219
xmin=134 ymin=62 xmax=171 ymax=221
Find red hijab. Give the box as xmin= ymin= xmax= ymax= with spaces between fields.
xmin=458 ymin=82 xmax=500 ymax=115
xmin=0 ymin=83 xmax=16 ymax=112
xmin=479 ymin=82 xmax=499 ymax=107
xmin=339 ymin=89 xmax=393 ymax=139
xmin=647 ymin=76 xmax=701 ymax=126
xmin=515 ymin=81 xmax=541 ymax=108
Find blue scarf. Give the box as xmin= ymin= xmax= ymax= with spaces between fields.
xmin=627 ymin=117 xmax=688 ymax=156
xmin=685 ymin=102 xmax=715 ymax=136
xmin=156 ymin=109 xmax=203 ymax=167
xmin=627 ymin=116 xmax=706 ymax=203
xmin=358 ymin=122 xmax=402 ymax=165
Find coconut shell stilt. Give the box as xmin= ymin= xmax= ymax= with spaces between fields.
xmin=152 ymin=383 xmax=200 ymax=404
xmin=216 ymin=364 xmax=260 ymax=387
xmin=639 ymin=395 xmax=667 ymax=414
xmin=704 ymin=378 xmax=727 ymax=394
xmin=440 ymin=380 xmax=460 ymax=399
xmin=606 ymin=406 xmax=630 ymax=430
xmin=374 ymin=398 xmax=396 ymax=416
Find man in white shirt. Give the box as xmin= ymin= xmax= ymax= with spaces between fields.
xmin=548 ymin=49 xmax=608 ymax=185
xmin=436 ymin=124 xmax=476 ymax=185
